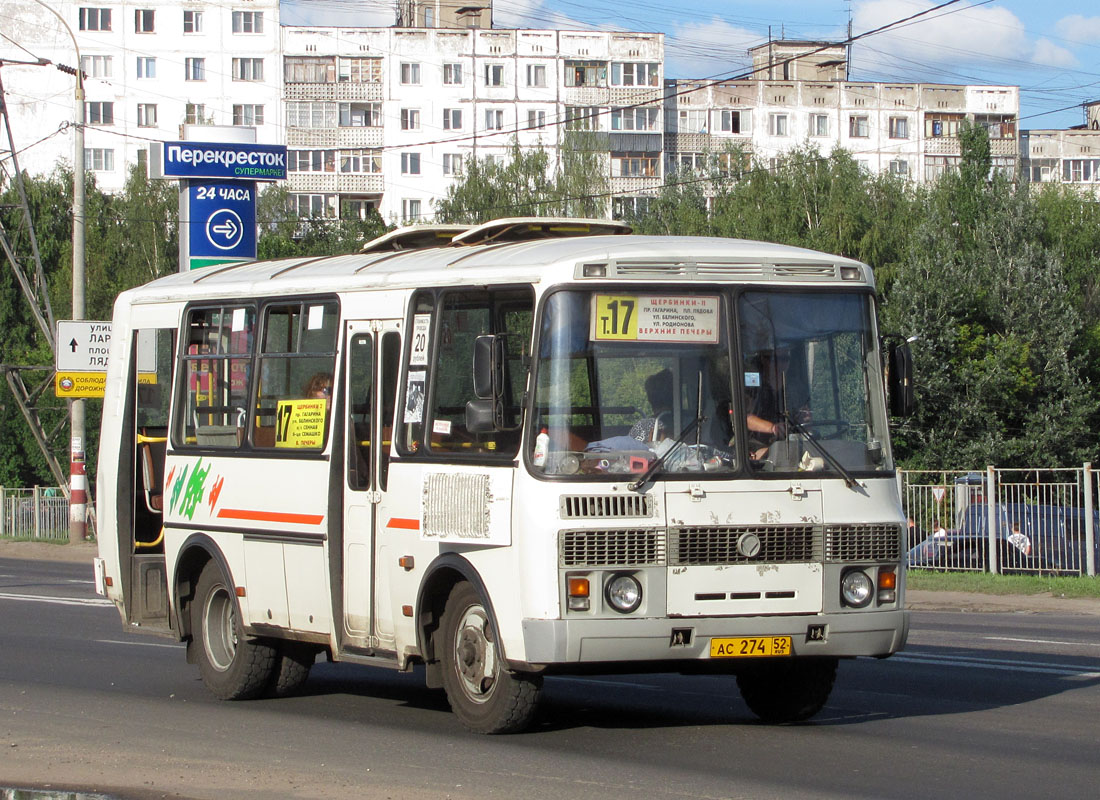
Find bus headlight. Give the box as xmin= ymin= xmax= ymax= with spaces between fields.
xmin=605 ymin=573 xmax=642 ymax=613
xmin=840 ymin=569 xmax=874 ymax=608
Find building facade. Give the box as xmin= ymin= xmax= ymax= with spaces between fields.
xmin=0 ymin=2 xmax=1039 ymax=226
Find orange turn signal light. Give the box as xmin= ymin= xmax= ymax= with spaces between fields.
xmin=877 ymin=569 xmax=896 ymax=590
xmin=567 ymin=577 xmax=590 ymax=598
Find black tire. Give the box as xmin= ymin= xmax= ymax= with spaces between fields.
xmin=736 ymin=657 xmax=838 ymax=723
xmin=267 ymin=642 xmax=316 ymax=698
xmin=438 ymin=582 xmax=541 ymax=734
xmin=191 ymin=562 xmax=277 ymax=700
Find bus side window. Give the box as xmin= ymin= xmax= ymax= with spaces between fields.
xmin=347 ymin=334 xmax=373 ymax=491
xmin=379 ymin=331 xmax=400 ymax=490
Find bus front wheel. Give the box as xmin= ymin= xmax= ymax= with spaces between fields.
xmin=438 ymin=582 xmax=542 ymax=734
xmin=736 ymin=657 xmax=837 ymax=723
xmin=192 ymin=562 xmax=277 ymax=700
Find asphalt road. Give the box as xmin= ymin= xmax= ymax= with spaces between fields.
xmin=2 ymin=555 xmax=1099 ymax=800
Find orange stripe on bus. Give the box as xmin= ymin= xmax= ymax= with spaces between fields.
xmin=217 ymin=508 xmax=324 ymax=525
xmin=387 ymin=518 xmax=420 ymax=530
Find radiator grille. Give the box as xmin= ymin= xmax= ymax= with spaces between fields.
xmin=560 ymin=494 xmax=652 ymax=519
xmin=560 ymin=528 xmax=664 ymax=567
xmin=824 ymin=524 xmax=902 ymax=562
xmin=669 ymin=525 xmax=818 ymax=565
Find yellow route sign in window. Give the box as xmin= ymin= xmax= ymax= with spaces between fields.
xmin=275 ymin=398 xmax=329 ymax=449
xmin=591 ymin=294 xmax=720 ymax=344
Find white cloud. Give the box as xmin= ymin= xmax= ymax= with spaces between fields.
xmin=1054 ymin=15 xmax=1100 ymax=44
xmin=852 ymin=0 xmax=1029 ymax=75
xmin=664 ymin=19 xmax=762 ymax=80
xmin=1031 ymin=38 xmax=1077 ymax=69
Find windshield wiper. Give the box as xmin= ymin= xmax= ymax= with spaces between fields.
xmin=628 ymin=415 xmax=704 ymax=492
xmin=781 ymin=412 xmax=859 ymax=489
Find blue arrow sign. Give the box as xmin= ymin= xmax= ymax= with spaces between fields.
xmin=188 ymin=180 xmax=257 ymax=259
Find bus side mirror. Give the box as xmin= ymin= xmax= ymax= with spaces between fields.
xmin=887 ymin=341 xmax=915 ymax=417
xmin=468 ymin=335 xmax=504 ymax=432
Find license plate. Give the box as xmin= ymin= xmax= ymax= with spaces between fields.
xmin=709 ymin=636 xmax=792 ymax=658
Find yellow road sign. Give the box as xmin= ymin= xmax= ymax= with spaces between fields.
xmin=55 ymin=372 xmax=106 ymax=398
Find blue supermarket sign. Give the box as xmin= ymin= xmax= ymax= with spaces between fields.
xmin=159 ymin=141 xmax=287 ymax=181
xmin=188 ymin=180 xmax=257 ymax=259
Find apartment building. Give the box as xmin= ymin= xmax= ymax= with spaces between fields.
xmin=1 ymin=0 xmax=282 ymax=194
xmin=1021 ymin=101 xmax=1100 ymax=197
xmin=279 ymin=24 xmax=663 ymax=222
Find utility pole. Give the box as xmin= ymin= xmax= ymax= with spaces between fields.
xmin=33 ymin=0 xmax=87 ymax=541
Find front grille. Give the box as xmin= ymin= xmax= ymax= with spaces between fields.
xmin=560 ymin=528 xmax=664 ymax=567
xmin=560 ymin=494 xmax=652 ymax=519
xmin=669 ymin=525 xmax=818 ymax=565
xmin=824 ymin=524 xmax=902 ymax=562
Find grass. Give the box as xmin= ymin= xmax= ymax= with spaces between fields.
xmin=908 ymin=569 xmax=1100 ymax=598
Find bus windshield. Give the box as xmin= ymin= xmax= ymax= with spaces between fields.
xmin=531 ymin=288 xmax=891 ymax=479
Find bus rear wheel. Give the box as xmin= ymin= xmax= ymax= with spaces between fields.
xmin=736 ymin=657 xmax=837 ymax=723
xmin=438 ymin=582 xmax=541 ymax=734
xmin=192 ymin=562 xmax=276 ymax=700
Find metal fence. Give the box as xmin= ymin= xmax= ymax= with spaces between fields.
xmin=900 ymin=465 xmax=1098 ymax=576
xmin=0 ymin=487 xmax=70 ymax=542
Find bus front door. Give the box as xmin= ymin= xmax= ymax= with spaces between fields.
xmin=340 ymin=321 xmax=401 ymax=652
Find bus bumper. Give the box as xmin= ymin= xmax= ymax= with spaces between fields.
xmin=518 ymin=609 xmax=909 ymax=667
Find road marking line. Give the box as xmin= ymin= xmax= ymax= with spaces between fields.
xmin=985 ymin=635 xmax=1100 ymax=648
xmin=0 ymin=590 xmax=113 ymax=607
xmin=895 ymin=654 xmax=1100 ymax=678
xmin=95 ymin=638 xmax=182 ymax=649
xmin=905 ymin=651 xmax=1099 ymax=670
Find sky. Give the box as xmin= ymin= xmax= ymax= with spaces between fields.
xmin=280 ymin=0 xmax=1100 ymax=130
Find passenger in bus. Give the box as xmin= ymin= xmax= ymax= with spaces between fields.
xmin=629 ymin=368 xmax=674 ymax=443
xmin=305 ymin=373 xmax=333 ymax=400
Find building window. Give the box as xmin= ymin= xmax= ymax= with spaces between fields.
xmin=810 ymin=113 xmax=829 ymax=137
xmin=287 ymin=101 xmax=338 ymax=128
xmin=1029 ymin=158 xmax=1057 ymax=183
xmin=185 ymin=58 xmax=206 ymax=81
xmin=443 ymin=153 xmax=463 ymax=175
xmin=79 ymin=8 xmax=112 ymax=31
xmin=185 ymin=103 xmax=207 ymax=125
xmin=924 ymin=155 xmax=957 ymax=180
xmin=848 ymin=115 xmax=869 ymax=138
xmin=889 ymin=116 xmax=909 ymax=139
xmin=232 ymin=11 xmax=264 ymax=33
xmin=443 ymin=108 xmax=462 ymax=130
xmin=566 ymin=106 xmax=600 ymax=131
xmin=338 ymin=58 xmax=381 ymax=83
xmin=84 ymin=147 xmax=114 ymax=171
xmin=443 ymin=63 xmax=462 ymax=85
xmin=565 ymin=61 xmax=606 ymax=88
xmin=85 ymin=101 xmax=114 ymax=125
xmin=232 ymin=58 xmax=264 ymax=82
xmin=80 ymin=55 xmax=112 ymax=78
xmin=339 ymin=102 xmax=380 ymax=127
xmin=484 ymin=64 xmax=504 ymax=87
xmin=720 ymin=109 xmax=750 ymax=134
xmin=233 ymin=104 xmax=264 ymax=126
xmin=339 ymin=149 xmax=381 ymax=174
xmin=674 ymin=109 xmax=708 ymax=134
xmin=975 ymin=114 xmax=1016 ymax=139
xmin=183 ymin=9 xmax=202 ymax=33
xmin=135 ymin=9 xmax=154 ymax=32
xmin=768 ymin=113 xmax=788 ymax=137
xmin=612 ymin=153 xmax=659 ymax=177
xmin=136 ymin=103 xmax=157 ymax=127
xmin=292 ymin=194 xmax=338 ymax=219
xmin=612 ymin=196 xmax=652 ymax=219
xmin=925 ymin=113 xmax=963 ymax=138
xmin=401 ymin=108 xmax=421 ymax=131
xmin=136 ymin=56 xmax=155 ymax=78
xmin=402 ymin=198 xmax=422 ymax=221
xmin=1063 ymin=159 xmax=1100 ymax=183
xmin=669 ymin=152 xmax=706 ymax=174
xmin=527 ymin=64 xmax=546 ymax=87
xmin=889 ymin=159 xmax=909 ymax=176
xmin=611 ymin=62 xmax=659 ymax=87
xmin=527 ymin=109 xmax=546 ymax=130
xmin=285 ymin=57 xmax=336 ymax=83
xmin=484 ymin=109 xmax=504 ymax=130
xmin=342 ymin=199 xmax=376 ymax=220
xmin=289 ymin=150 xmax=336 ymax=173
xmin=400 ymin=62 xmax=420 ymax=85
xmin=401 ymin=153 xmax=421 ymax=175
xmin=611 ymin=107 xmax=658 ymax=132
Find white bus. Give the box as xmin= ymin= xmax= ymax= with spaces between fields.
xmin=95 ymin=218 xmax=913 ymax=733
